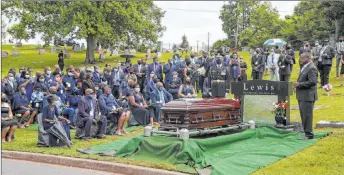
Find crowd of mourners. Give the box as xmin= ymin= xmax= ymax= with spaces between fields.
xmin=1 ymin=37 xmax=343 ymax=145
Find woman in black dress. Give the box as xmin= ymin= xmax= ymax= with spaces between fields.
xmin=1 ymin=93 xmax=17 ymax=142
xmin=127 ymin=82 xmax=152 ymax=126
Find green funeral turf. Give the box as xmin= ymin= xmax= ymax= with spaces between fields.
xmin=78 ymin=126 xmax=330 ymax=175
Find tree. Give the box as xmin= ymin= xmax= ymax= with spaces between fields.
xmin=180 ymin=34 xmax=189 ymax=48
xmin=320 ymin=1 xmax=344 ymax=40
xmin=2 ymin=0 xmax=165 ymax=63
xmin=1 ymin=19 xmax=7 ymax=41
xmin=212 ymin=39 xmax=234 ymax=50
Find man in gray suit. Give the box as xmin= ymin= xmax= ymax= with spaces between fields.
xmin=318 ymin=39 xmax=335 ymax=87
xmin=133 ymin=58 xmax=147 ymax=92
xmin=335 ymin=36 xmax=344 ymax=77
xmin=293 ymin=53 xmax=318 ymax=140
xmin=251 ymin=48 xmax=265 ymax=80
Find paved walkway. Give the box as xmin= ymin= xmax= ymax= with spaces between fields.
xmin=2 ymin=159 xmax=123 ymax=175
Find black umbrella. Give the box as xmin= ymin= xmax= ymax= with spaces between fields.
xmin=46 ymin=121 xmax=72 ymax=148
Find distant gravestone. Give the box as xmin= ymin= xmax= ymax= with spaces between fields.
xmin=130 ymin=49 xmax=136 ymax=55
xmin=12 ymin=51 xmax=20 ymax=56
xmin=81 ymin=43 xmax=85 ymax=50
xmin=111 ymin=48 xmax=119 ymax=56
xmin=35 ymin=44 xmax=41 ymax=50
xmin=51 ymin=47 xmax=57 ymax=53
xmin=39 ymin=49 xmax=46 ymax=55
xmin=1 ymin=51 xmax=8 ymax=58
xmin=65 ymin=53 xmax=71 ymax=59
xmin=63 ymin=48 xmax=68 ymax=54
xmin=73 ymin=44 xmax=80 ymax=52
xmin=15 ymin=42 xmax=22 ymax=47
xmin=157 ymin=52 xmax=162 ymax=58
xmin=106 ymin=48 xmax=110 ymax=54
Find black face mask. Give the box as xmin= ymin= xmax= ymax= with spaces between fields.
xmin=138 ymin=62 xmax=142 ymax=65
xmin=1 ymin=97 xmax=9 ymax=103
xmin=129 ymin=84 xmax=136 ymax=89
xmin=50 ymin=91 xmax=57 ymax=94
xmin=153 ymin=78 xmax=159 ymax=83
xmin=186 ymin=80 xmax=191 ymax=84
xmin=216 ymin=59 xmax=222 ymax=65
xmin=305 ymin=45 xmax=309 ymax=47
xmin=340 ymin=40 xmax=343 ymax=42
xmin=286 ymin=47 xmax=291 ymax=50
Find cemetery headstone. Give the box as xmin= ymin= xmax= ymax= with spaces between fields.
xmin=73 ymin=44 xmax=80 ymax=52
xmin=35 ymin=44 xmax=41 ymax=50
xmin=65 ymin=53 xmax=71 ymax=59
xmin=231 ymin=80 xmax=293 ymax=128
xmin=39 ymin=49 xmax=46 ymax=55
xmin=15 ymin=42 xmax=22 ymax=47
xmin=106 ymin=48 xmax=110 ymax=54
xmin=11 ymin=51 xmax=20 ymax=56
xmin=81 ymin=43 xmax=86 ymax=50
xmin=1 ymin=51 xmax=8 ymax=58
xmin=51 ymin=47 xmax=57 ymax=53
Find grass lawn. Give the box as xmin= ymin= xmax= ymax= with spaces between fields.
xmin=1 ymin=44 xmax=344 ymax=174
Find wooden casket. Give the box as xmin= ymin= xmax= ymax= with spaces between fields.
xmin=160 ymin=98 xmax=241 ymax=130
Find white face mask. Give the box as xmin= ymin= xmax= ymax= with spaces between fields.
xmin=135 ymin=88 xmax=140 ymax=93
xmin=8 ymin=77 xmax=14 ymax=81
xmin=95 ymin=69 xmax=100 ymax=73
xmin=150 ymin=74 xmax=154 ymax=78
xmin=52 ymin=101 xmax=59 ymax=106
xmin=46 ymin=71 xmax=51 ymax=75
xmin=25 ymin=75 xmax=30 ymax=78
xmin=39 ymin=79 xmax=45 ymax=82
xmin=173 ymin=75 xmax=178 ymax=78
xmin=55 ymin=77 xmax=61 ymax=82
xmin=68 ymin=72 xmax=74 ymax=76
xmin=95 ymin=87 xmax=99 ymax=90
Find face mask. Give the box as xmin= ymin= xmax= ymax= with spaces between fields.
xmin=129 ymin=84 xmax=136 ymax=89
xmin=46 ymin=71 xmax=51 ymax=75
xmin=305 ymin=45 xmax=309 ymax=47
xmin=1 ymin=97 xmax=9 ymax=103
xmin=25 ymin=75 xmax=30 ymax=78
xmin=50 ymin=91 xmax=57 ymax=94
xmin=216 ymin=59 xmax=221 ymax=65
xmin=8 ymin=77 xmax=14 ymax=81
xmin=52 ymin=101 xmax=59 ymax=106
xmin=150 ymin=74 xmax=154 ymax=78
xmin=55 ymin=77 xmax=61 ymax=82
xmin=39 ymin=79 xmax=44 ymax=82
xmin=95 ymin=87 xmax=99 ymax=90
xmin=114 ymin=68 xmax=118 ymax=72
xmin=158 ymin=87 xmax=164 ymax=91
xmin=87 ymin=94 xmax=94 ymax=100
xmin=21 ymin=90 xmax=26 ymax=95
xmin=186 ymin=80 xmax=191 ymax=84
xmin=286 ymin=47 xmax=291 ymax=50
xmin=155 ymin=60 xmax=159 ymax=64
xmin=340 ymin=40 xmax=343 ymax=42
xmin=173 ymin=75 xmax=178 ymax=78
xmin=138 ymin=62 xmax=142 ymax=65
xmin=135 ymin=88 xmax=140 ymax=93
xmin=153 ymin=79 xmax=159 ymax=83
xmin=68 ymin=72 xmax=74 ymax=76
xmin=95 ymin=69 xmax=100 ymax=73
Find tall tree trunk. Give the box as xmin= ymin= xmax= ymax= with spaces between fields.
xmin=85 ymin=34 xmax=96 ymax=64
xmin=335 ymin=19 xmax=339 ymax=41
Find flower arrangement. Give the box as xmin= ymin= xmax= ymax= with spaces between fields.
xmin=322 ymin=84 xmax=332 ymax=92
xmin=271 ymin=101 xmax=288 ymax=116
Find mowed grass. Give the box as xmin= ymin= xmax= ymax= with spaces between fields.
xmin=1 ymin=44 xmax=344 ymax=174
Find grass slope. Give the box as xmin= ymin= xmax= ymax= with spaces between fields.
xmin=1 ymin=44 xmax=344 ymax=174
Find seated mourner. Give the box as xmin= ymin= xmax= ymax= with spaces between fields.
xmin=40 ymin=95 xmax=71 ymax=147
xmin=99 ymin=86 xmax=130 ymax=136
xmin=12 ymin=86 xmax=38 ymax=128
xmin=127 ymin=80 xmax=152 ymax=126
xmin=144 ymin=71 xmax=159 ymax=101
xmin=178 ymin=76 xmax=197 ymax=98
xmin=76 ymin=88 xmax=106 ymax=140
xmin=31 ymin=86 xmax=44 ymax=113
xmin=202 ymin=77 xmax=211 ymax=98
xmin=1 ymin=93 xmax=17 ymax=142
xmin=150 ymin=82 xmax=173 ymax=122
xmin=168 ymin=71 xmax=182 ymax=99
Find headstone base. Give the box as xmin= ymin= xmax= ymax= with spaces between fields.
xmin=275 ymin=124 xmax=296 ymax=131
xmin=2 ymin=51 xmax=8 ymax=58
xmin=39 ymin=49 xmax=46 ymax=55
xmin=12 ymin=51 xmax=20 ymax=56
xmin=316 ymin=121 xmax=344 ymax=128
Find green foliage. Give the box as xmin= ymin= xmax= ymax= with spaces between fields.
xmin=212 ymin=39 xmax=234 ymax=50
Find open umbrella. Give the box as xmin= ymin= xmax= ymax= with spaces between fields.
xmin=46 ymin=121 xmax=72 ymax=148
xmin=263 ymin=39 xmax=287 ymax=47
xmin=120 ymin=49 xmax=135 ymax=63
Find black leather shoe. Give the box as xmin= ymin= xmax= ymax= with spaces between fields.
xmin=298 ymin=136 xmax=313 ymax=140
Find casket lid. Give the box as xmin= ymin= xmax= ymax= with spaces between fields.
xmin=161 ymin=98 xmax=240 ymax=112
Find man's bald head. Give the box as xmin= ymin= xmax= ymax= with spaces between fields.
xmin=85 ymin=88 xmax=94 ymax=95
xmin=156 ymin=82 xmax=163 ymax=89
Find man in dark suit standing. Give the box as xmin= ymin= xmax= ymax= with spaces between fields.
xmin=251 ymin=48 xmax=265 ymax=80
xmin=134 ymin=58 xmax=147 ymax=92
xmin=299 ymin=41 xmax=312 ymax=69
xmin=148 ymin=57 xmax=163 ymax=83
xmin=318 ymin=39 xmax=335 ymax=87
xmin=293 ymin=53 xmax=318 ymax=140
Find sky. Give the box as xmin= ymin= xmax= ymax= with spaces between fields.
xmin=2 ymin=1 xmax=300 ymax=48
xmin=155 ymin=1 xmax=300 ymax=50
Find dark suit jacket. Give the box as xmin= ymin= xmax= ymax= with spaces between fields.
xmin=163 ymin=63 xmax=176 ymax=84
xmin=150 ymin=88 xmax=173 ymax=107
xmin=82 ymin=80 xmax=95 ymax=95
xmin=77 ymin=97 xmax=98 ymax=120
xmin=133 ymin=64 xmax=147 ymax=78
xmin=278 ymin=54 xmax=292 ymax=75
xmin=296 ymin=62 xmax=318 ymax=102
xmin=320 ymin=45 xmax=336 ymax=65
xmin=251 ymin=54 xmax=265 ymax=72
xmin=148 ymin=63 xmax=163 ymax=80
xmin=3 ymin=81 xmax=18 ymax=101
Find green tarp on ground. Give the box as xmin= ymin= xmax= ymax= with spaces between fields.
xmin=78 ymin=126 xmax=330 ymax=175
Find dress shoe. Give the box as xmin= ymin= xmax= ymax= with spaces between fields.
xmin=298 ymin=136 xmax=313 ymax=140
